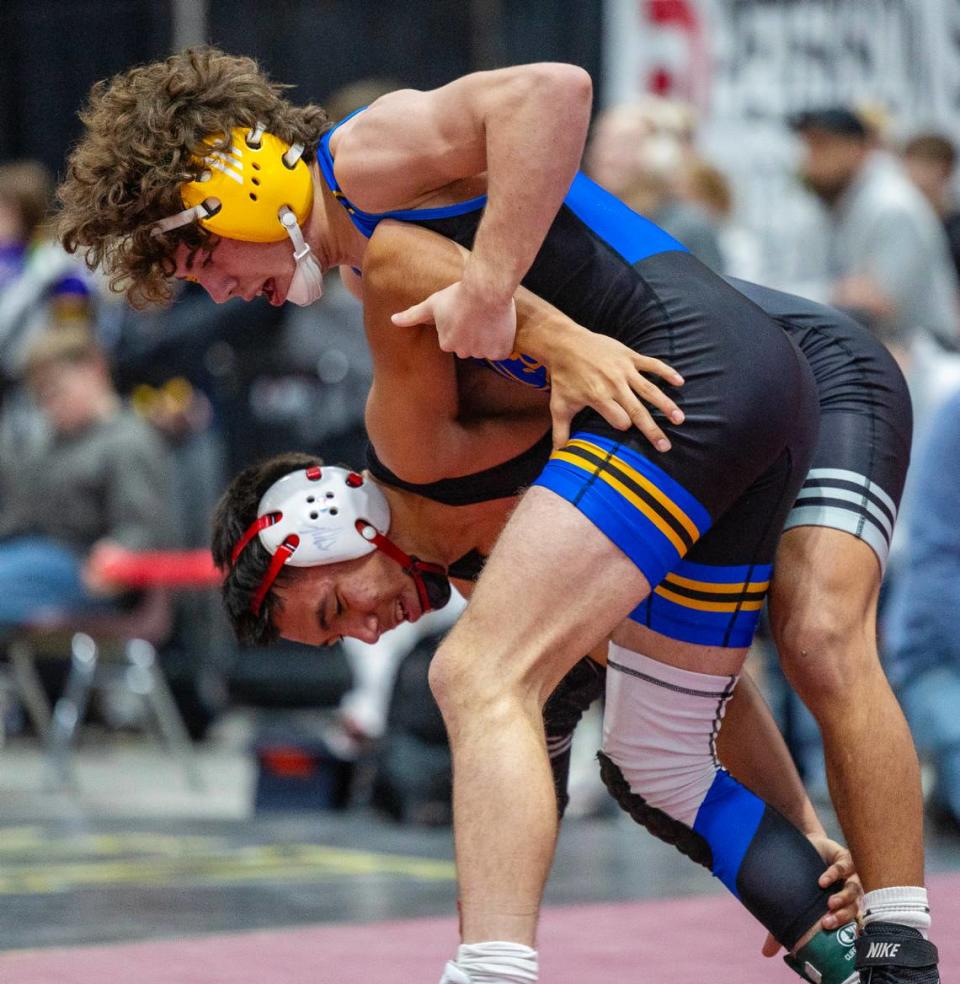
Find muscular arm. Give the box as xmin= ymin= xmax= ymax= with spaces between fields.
xmin=337 ymin=64 xmax=592 ymax=358
xmin=336 ymin=64 xmax=591 ymax=294
xmin=383 ymin=220 xmax=684 ymax=450
xmin=361 ymin=223 xmax=552 ymax=483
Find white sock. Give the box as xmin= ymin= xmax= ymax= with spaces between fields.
xmin=442 ymin=941 xmax=538 ymax=983
xmin=862 ymin=886 xmax=931 ymax=938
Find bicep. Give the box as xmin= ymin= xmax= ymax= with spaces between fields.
xmin=337 ymin=66 xmax=572 ymax=210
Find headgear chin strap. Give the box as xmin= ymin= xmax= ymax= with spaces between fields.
xmin=152 ymin=123 xmax=323 ymax=305
xmin=355 ymin=523 xmax=452 ymax=615
xmin=231 ymin=466 xmax=451 ymax=619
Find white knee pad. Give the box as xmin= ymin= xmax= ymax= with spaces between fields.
xmin=601 ymin=642 xmax=738 ymax=827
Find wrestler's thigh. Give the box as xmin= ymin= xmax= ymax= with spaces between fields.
xmin=619 ymin=442 xmax=805 ymax=677
xmin=442 ymin=485 xmax=651 ymax=701
xmin=770 ymin=526 xmax=881 ymax=643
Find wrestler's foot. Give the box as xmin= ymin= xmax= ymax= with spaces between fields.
xmin=855 ymin=923 xmax=940 ymax=984
xmin=784 ymin=923 xmax=859 ymax=984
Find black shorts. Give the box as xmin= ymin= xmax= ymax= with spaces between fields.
xmin=534 ymin=253 xmax=819 ymax=649
xmin=728 ymin=278 xmax=912 ymax=572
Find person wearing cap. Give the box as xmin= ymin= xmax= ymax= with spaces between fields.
xmin=58 ymin=51 xmax=935 ymax=984
xmin=790 ymin=106 xmax=959 ymax=354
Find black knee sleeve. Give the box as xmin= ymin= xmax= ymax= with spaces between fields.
xmin=736 ymin=805 xmax=840 ymax=950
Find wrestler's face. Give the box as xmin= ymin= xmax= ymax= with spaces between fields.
xmin=271 ymin=551 xmax=424 ymax=647
xmin=172 ymin=238 xmax=294 ymax=306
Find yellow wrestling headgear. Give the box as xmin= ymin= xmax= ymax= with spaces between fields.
xmin=154 ymin=123 xmax=313 ymax=242
xmin=153 ymin=123 xmax=325 ymax=306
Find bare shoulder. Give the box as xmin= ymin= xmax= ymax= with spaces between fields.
xmin=331 ymin=90 xmax=443 ymax=209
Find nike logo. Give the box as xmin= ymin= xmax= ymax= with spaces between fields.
xmin=866 ymin=942 xmax=901 ymax=960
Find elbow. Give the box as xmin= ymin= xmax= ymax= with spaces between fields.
xmin=534 ymin=63 xmax=593 ymax=113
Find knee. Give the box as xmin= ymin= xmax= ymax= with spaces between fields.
xmin=428 ymin=636 xmax=517 ymax=731
xmin=771 ymin=605 xmax=875 ymax=713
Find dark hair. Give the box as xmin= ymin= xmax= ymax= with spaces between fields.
xmin=57 ymin=46 xmax=330 ymax=307
xmin=788 ymin=107 xmax=869 ymax=140
xmin=903 ymin=132 xmax=957 ymax=171
xmin=212 ymin=451 xmax=322 ymax=646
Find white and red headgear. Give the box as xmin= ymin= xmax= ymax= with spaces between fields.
xmin=231 ymin=465 xmax=450 ymax=618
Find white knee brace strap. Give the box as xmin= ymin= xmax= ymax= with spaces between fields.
xmin=601 ymin=642 xmax=738 ymax=827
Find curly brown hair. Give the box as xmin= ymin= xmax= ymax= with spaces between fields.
xmin=212 ymin=451 xmax=325 ymax=647
xmin=58 ymin=47 xmax=331 ymax=307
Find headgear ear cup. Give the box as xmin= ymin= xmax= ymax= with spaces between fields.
xmin=152 ymin=125 xmax=323 ymax=305
xmin=231 ymin=467 xmax=451 ymax=617
xmin=179 ymin=129 xmax=312 ymax=241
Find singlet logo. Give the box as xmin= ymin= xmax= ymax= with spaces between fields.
xmin=485 ymin=354 xmax=550 ymax=389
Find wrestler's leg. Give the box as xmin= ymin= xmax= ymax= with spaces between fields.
xmin=606 ymin=623 xmax=841 ymax=952
xmin=770 ymin=527 xmax=923 ymax=890
xmin=429 ymin=486 xmax=650 ymax=948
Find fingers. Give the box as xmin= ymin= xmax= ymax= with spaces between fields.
xmin=594 ymin=399 xmax=633 ymax=437
xmin=391 ymin=300 xmax=435 ymax=328
xmin=550 ymin=395 xmax=573 ymax=450
xmin=819 ymin=850 xmax=856 ymax=888
xmin=760 ymin=933 xmax=782 ymax=958
xmin=617 ymin=387 xmax=671 ymax=451
xmin=823 ymin=882 xmax=861 ymax=930
xmin=634 ymin=354 xmax=685 ymax=388
xmin=629 ymin=366 xmax=685 ymax=425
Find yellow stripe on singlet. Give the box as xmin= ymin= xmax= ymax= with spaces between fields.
xmin=663 ymin=572 xmax=771 ymax=595
xmin=565 ymin=438 xmax=701 ymax=542
xmin=654 ymin=585 xmax=766 ymax=613
xmin=552 ymin=448 xmax=688 ymax=555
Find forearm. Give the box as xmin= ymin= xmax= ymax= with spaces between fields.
xmin=380 ymin=218 xmax=587 ymax=364
xmin=512 ymin=286 xmax=588 ymax=365
xmin=718 ymin=671 xmax=825 ymax=837
xmin=464 ymin=64 xmax=592 ymax=302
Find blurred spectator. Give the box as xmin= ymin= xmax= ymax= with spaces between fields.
xmin=0 ymin=161 xmax=94 ymax=379
xmin=790 ymin=107 xmax=959 ymax=354
xmin=0 ymin=326 xmax=173 ymax=628
xmin=884 ymin=388 xmax=960 ymax=833
xmin=902 ymin=132 xmax=960 ymax=284
xmin=585 ymin=99 xmax=726 ymax=272
xmin=680 ymin=158 xmax=763 ymax=280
